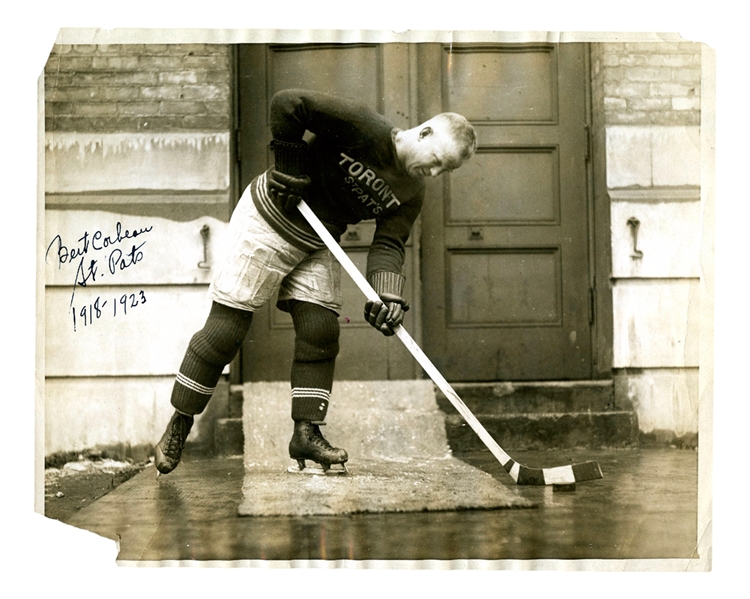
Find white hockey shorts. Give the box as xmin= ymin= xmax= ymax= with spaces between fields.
xmin=208 ymin=188 xmax=343 ymax=314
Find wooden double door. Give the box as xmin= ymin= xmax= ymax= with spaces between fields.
xmin=237 ymin=42 xmax=592 ymax=382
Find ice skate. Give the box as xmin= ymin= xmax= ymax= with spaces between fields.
xmin=155 ymin=410 xmax=194 ymax=475
xmin=288 ymin=420 xmax=348 ymax=475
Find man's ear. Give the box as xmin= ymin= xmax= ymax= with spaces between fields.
xmin=418 ymin=126 xmax=432 ymax=140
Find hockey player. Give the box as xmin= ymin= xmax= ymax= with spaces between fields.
xmin=155 ymin=89 xmax=477 ymax=475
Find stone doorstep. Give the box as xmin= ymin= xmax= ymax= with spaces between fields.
xmin=444 ymin=411 xmax=639 ymax=451
xmin=435 ymin=380 xmax=639 ymax=451
xmin=435 ymin=380 xmax=625 ymax=414
xmin=242 ymin=381 xmax=452 ymax=467
xmin=228 ymin=384 xmax=244 ymax=419
xmin=211 ymin=384 xmax=249 ymax=456
xmin=215 ymin=418 xmax=244 ymax=456
xmin=218 ymin=379 xmax=636 ymax=457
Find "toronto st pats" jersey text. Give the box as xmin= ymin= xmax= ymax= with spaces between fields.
xmin=338 ymin=152 xmax=401 ymax=215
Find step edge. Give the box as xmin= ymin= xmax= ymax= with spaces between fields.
xmin=444 ymin=411 xmax=637 ymax=420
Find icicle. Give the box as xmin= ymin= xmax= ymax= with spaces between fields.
xmin=45 ymin=132 xmax=229 ymax=162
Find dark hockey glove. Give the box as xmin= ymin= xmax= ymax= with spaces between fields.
xmin=267 ymin=170 xmax=312 ymax=213
xmin=364 ymin=293 xmax=410 ymax=337
xmin=267 ymin=139 xmax=310 ymax=214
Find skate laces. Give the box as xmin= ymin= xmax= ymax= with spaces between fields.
xmin=165 ymin=415 xmax=190 ymax=456
xmin=309 ymin=424 xmax=334 ymax=450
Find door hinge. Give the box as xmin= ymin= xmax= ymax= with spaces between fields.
xmin=584 ymin=124 xmax=592 ymax=162
xmin=588 ymin=287 xmax=596 ymax=325
xmin=234 ymin=128 xmax=242 ymax=163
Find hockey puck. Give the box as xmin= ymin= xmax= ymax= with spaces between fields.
xmin=553 ymin=483 xmax=576 ymax=492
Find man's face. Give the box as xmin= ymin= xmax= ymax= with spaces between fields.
xmin=405 ymin=120 xmax=466 ymax=178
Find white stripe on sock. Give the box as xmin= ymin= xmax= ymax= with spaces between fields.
xmin=291 ymin=387 xmax=330 ymax=400
xmin=176 ymin=373 xmax=216 ymax=396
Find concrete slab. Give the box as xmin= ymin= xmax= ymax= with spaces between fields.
xmin=239 ymin=458 xmax=532 ymax=516
xmin=240 ymin=380 xmax=529 ymax=514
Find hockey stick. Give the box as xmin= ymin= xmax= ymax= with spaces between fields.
xmin=297 ymin=200 xmax=602 ymax=486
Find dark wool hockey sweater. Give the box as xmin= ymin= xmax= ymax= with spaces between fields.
xmin=251 ymin=89 xmax=425 ymax=278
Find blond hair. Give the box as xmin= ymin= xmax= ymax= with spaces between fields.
xmin=434 ymin=112 xmax=477 ymax=160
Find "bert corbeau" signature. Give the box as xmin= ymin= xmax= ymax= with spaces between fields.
xmin=45 ymin=221 xmax=154 ymax=331
xmin=46 ymin=222 xmax=153 ymax=283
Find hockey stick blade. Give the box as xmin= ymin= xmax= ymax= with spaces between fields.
xmin=297 ymin=200 xmax=603 ymax=486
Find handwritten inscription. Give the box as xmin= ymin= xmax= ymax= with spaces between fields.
xmin=45 ymin=221 xmax=153 ymax=331
xmin=73 ymin=291 xmax=148 ymax=330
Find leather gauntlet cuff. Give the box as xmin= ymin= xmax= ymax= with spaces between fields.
xmin=271 ymin=140 xmax=307 ymax=176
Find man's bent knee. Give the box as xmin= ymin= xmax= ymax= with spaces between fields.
xmin=190 ymin=302 xmax=253 ymax=366
xmin=290 ymin=301 xmax=340 ymax=363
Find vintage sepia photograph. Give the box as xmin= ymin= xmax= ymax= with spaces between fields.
xmin=33 ymin=24 xmax=714 ymax=572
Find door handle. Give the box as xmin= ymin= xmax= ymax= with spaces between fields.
xmin=198 ymin=224 xmax=211 ymax=269
xmin=469 ymin=227 xmax=483 ymax=241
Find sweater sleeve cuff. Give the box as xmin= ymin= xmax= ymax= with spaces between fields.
xmin=367 ymin=271 xmax=405 ymax=297
xmin=271 ymin=140 xmax=307 ymax=176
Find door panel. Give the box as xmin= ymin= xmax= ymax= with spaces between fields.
xmin=449 ymin=147 xmax=560 ymax=223
xmin=421 ymin=43 xmax=591 ymax=381
xmin=270 ymin=46 xmax=382 ymax=108
xmin=448 ymin=249 xmax=561 ymax=325
xmin=237 ymin=44 xmax=418 ymax=381
xmin=446 ymin=46 xmax=557 ymax=122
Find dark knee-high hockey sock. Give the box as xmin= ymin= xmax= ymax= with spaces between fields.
xmin=170 ymin=302 xmax=252 ymax=415
xmin=289 ymin=301 xmax=340 ymax=422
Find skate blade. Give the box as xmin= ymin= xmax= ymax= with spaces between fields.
xmin=287 ymin=460 xmax=348 ymax=476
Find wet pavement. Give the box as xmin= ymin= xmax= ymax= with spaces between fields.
xmin=64 ymin=448 xmax=700 ymax=564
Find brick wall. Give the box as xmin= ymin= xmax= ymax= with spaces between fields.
xmin=591 ymin=42 xmax=701 ymax=126
xmin=44 ymin=44 xmax=232 ymax=132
